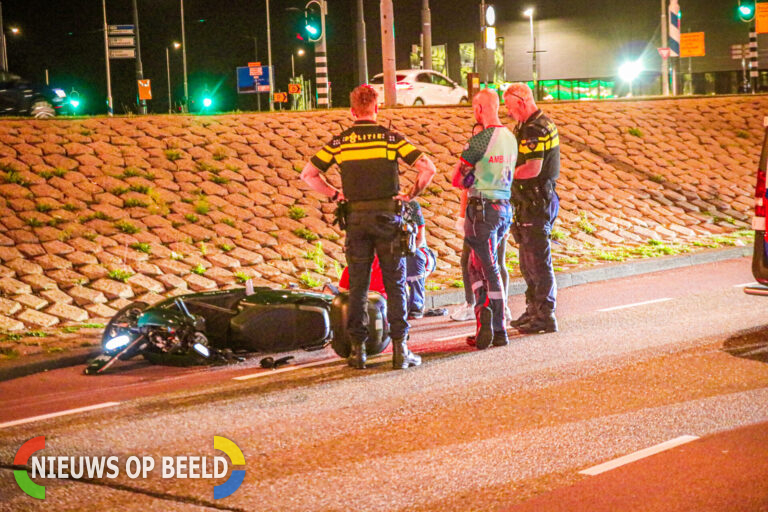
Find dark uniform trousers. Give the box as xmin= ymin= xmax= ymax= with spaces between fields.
xmin=345 ymin=210 xmax=409 ymax=344
xmin=510 ymin=190 xmax=560 ymax=317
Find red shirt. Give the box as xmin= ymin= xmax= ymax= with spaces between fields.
xmin=339 ymin=254 xmax=387 ymax=298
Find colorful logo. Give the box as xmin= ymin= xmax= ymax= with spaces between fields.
xmin=14 ymin=436 xmax=45 ymax=499
xmin=213 ymin=436 xmax=245 ymax=499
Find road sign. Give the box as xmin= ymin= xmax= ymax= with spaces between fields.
xmin=108 ymin=36 xmax=135 ymax=48
xmin=273 ymin=92 xmax=288 ymax=103
xmin=236 ymin=66 xmax=272 ymax=94
xmin=758 ymin=2 xmax=768 ymax=34
xmin=680 ymin=32 xmax=705 ymax=58
xmin=109 ymin=48 xmax=136 ymax=59
xmin=731 ymin=43 xmax=748 ymax=59
xmin=657 ymin=47 xmax=671 ymax=59
xmin=288 ymin=83 xmax=302 ymax=95
xmin=138 ymin=80 xmax=152 ymax=101
xmin=108 ymin=24 xmax=135 ymax=35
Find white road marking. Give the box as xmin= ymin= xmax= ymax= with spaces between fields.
xmin=232 ymin=358 xmax=337 ymax=381
xmin=578 ymin=435 xmax=699 ymax=476
xmin=433 ymin=331 xmax=475 ymax=342
xmin=0 ymin=402 xmax=121 ymax=430
xmin=733 ymin=282 xmax=759 ymax=288
xmin=598 ymin=298 xmax=672 ymax=312
xmin=741 ymin=346 xmax=768 ymax=357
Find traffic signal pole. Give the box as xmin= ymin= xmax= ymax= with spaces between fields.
xmin=315 ymin=0 xmax=329 ymax=108
xmin=750 ymin=21 xmax=758 ymax=92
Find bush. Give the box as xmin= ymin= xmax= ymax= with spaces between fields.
xmin=299 ymin=272 xmax=322 ymax=288
xmin=577 ymin=212 xmax=595 ymax=234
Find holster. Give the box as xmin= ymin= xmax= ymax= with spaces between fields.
xmin=333 ymin=200 xmax=350 ymax=230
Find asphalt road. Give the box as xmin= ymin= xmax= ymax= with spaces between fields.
xmin=1 ymin=257 xmax=767 ymax=511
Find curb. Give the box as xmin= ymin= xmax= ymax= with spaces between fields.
xmin=425 ymin=246 xmax=751 ymax=309
xmin=0 ymin=246 xmax=750 ymax=382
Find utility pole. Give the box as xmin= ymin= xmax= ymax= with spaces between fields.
xmin=356 ymin=0 xmax=368 ymax=84
xmin=0 ymin=2 xmax=6 ymax=71
xmin=102 ymin=0 xmax=114 ymax=116
xmin=380 ymin=0 xmax=396 ymax=107
xmin=132 ymin=0 xmax=147 ymax=114
xmin=421 ymin=0 xmax=432 ymax=71
xmin=660 ymin=0 xmax=669 ymax=96
xmin=180 ymin=0 xmax=189 ymax=112
xmin=267 ymin=0 xmax=274 ymax=111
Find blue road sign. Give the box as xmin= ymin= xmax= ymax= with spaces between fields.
xmin=236 ymin=66 xmax=272 ymax=94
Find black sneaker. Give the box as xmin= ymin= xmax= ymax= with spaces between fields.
xmin=516 ymin=314 xmax=558 ymax=334
xmin=492 ymin=332 xmax=509 ymax=347
xmin=408 ymin=310 xmax=424 ymax=319
xmin=475 ymin=307 xmax=493 ymax=350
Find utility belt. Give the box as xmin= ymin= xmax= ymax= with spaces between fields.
xmin=511 ymin=180 xmax=555 ymax=210
xmin=346 ymin=198 xmax=400 ymax=212
xmin=333 ymin=199 xmax=417 ymax=256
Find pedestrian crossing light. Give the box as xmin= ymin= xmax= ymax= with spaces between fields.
xmin=738 ymin=0 xmax=755 ymax=22
xmin=202 ymin=97 xmax=212 ymax=108
xmin=304 ymin=0 xmax=323 ymax=42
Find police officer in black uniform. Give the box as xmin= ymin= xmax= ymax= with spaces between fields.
xmin=301 ymin=85 xmax=437 ymax=369
xmin=503 ymin=83 xmax=561 ymax=334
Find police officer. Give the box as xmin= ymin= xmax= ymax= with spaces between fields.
xmin=503 ymin=83 xmax=560 ymax=334
xmin=452 ymin=89 xmax=517 ymax=349
xmin=301 ymin=85 xmax=437 ymax=369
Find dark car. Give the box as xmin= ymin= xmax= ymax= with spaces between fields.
xmin=0 ymin=70 xmax=67 ymax=118
xmin=746 ymin=116 xmax=768 ymax=296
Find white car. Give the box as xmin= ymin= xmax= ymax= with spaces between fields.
xmin=369 ymin=69 xmax=468 ymax=106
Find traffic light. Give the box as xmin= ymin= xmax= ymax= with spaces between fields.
xmin=202 ymin=97 xmax=212 ymax=108
xmin=304 ymin=0 xmax=323 ymax=42
xmin=738 ymin=0 xmax=756 ymax=22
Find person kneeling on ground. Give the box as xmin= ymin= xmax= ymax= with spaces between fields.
xmin=404 ymin=200 xmax=437 ymax=319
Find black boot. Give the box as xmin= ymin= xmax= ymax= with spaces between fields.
xmin=392 ymin=337 xmax=421 ymax=369
xmin=517 ymin=312 xmax=558 ymax=334
xmin=510 ymin=310 xmax=533 ymax=328
xmin=348 ymin=339 xmax=367 ymax=369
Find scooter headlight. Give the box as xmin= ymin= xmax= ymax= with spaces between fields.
xmin=193 ymin=343 xmax=210 ymax=358
xmin=104 ymin=334 xmax=131 ymax=351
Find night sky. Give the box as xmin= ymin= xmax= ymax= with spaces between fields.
xmin=3 ymin=0 xmax=754 ymax=114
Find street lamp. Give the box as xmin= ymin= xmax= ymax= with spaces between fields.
xmin=619 ymin=60 xmax=643 ymax=96
xmin=523 ymin=7 xmax=537 ymax=100
xmin=166 ymin=42 xmax=181 ymax=114
xmin=9 ymin=26 xmax=18 ymax=35
xmin=292 ymin=48 xmax=305 ymax=78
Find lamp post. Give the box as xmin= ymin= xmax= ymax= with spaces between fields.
xmin=166 ymin=42 xmax=180 ymax=114
xmin=523 ymin=7 xmax=537 ymax=100
xmin=292 ymin=48 xmax=305 ymax=78
xmin=180 ymin=0 xmax=189 ymax=112
xmin=619 ymin=60 xmax=643 ymax=97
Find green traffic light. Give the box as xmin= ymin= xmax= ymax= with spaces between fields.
xmin=740 ymin=5 xmax=753 ymax=15
xmin=305 ymin=24 xmax=318 ymax=36
xmin=203 ymin=98 xmax=212 ymax=108
xmin=70 ymin=99 xmax=80 ymax=109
